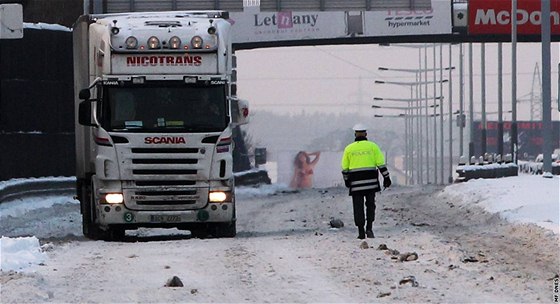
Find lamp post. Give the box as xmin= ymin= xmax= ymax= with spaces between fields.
xmin=448 ymin=43 xmax=454 ymax=184
xmin=375 ymin=78 xmax=448 ymax=185
xmin=373 ymin=95 xmax=443 ymax=186
xmin=511 ymin=0 xmax=518 ymax=163
xmin=541 ymin=0 xmax=553 ymax=174
xmin=481 ymin=43 xmax=487 ymax=157
xmin=468 ymin=43 xmax=475 ymax=160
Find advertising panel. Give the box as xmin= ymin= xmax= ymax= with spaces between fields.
xmin=364 ymin=0 xmax=452 ymax=36
xmin=230 ymin=1 xmax=452 ymax=43
xmin=230 ymin=11 xmax=347 ymax=43
xmin=111 ymin=53 xmax=218 ymax=75
xmin=468 ymin=0 xmax=560 ymax=35
xmin=472 ymin=121 xmax=560 ymax=159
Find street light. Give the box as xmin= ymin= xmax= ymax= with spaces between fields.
xmin=378 ymin=67 xmax=455 ymax=72
xmin=372 ymin=104 xmax=440 ymax=110
xmin=375 ymin=79 xmax=449 ymax=86
xmin=375 ymin=77 xmax=449 ymax=184
xmin=374 ymin=96 xmax=443 ymax=102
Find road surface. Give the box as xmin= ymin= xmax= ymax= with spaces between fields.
xmin=1 ymin=186 xmax=558 ymax=303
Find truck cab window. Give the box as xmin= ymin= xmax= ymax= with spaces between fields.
xmin=101 ymin=84 xmax=227 ymax=132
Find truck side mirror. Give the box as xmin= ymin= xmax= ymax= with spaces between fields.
xmin=231 ymin=98 xmax=249 ymax=126
xmin=78 ymin=100 xmax=96 ymax=126
xmin=79 ymin=88 xmax=91 ymax=100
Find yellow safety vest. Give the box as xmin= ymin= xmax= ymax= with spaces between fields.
xmin=341 ymin=140 xmax=385 ymax=171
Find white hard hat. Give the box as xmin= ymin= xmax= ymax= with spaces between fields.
xmin=352 ymin=123 xmax=367 ymax=132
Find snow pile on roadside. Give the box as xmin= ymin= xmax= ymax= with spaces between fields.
xmin=0 ymin=195 xmax=79 ymax=218
xmin=235 ymin=183 xmax=291 ymax=198
xmin=440 ymin=175 xmax=559 ymax=234
xmin=0 ymin=236 xmax=46 ymax=272
xmin=0 ymin=176 xmax=74 ymax=192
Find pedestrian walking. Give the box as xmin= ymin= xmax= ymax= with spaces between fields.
xmin=341 ymin=124 xmax=392 ymax=239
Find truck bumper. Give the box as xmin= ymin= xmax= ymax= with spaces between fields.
xmin=96 ymin=202 xmax=235 ymax=228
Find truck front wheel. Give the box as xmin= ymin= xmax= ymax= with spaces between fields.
xmin=211 ymin=221 xmax=237 ymax=238
xmin=82 ymin=179 xmax=103 ymax=240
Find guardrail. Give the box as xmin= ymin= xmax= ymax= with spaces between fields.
xmin=0 ymin=177 xmax=76 ymax=203
xmin=0 ymin=171 xmax=270 ymax=204
xmin=455 ymin=154 xmax=518 ymax=182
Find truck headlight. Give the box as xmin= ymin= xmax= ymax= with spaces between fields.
xmin=209 ymin=191 xmax=227 ymax=202
xmin=105 ymin=193 xmax=124 ymax=204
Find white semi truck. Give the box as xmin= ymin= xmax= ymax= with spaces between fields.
xmin=73 ymin=11 xmax=248 ymax=240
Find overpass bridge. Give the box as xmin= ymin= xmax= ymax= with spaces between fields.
xmin=86 ymin=0 xmax=560 ymax=49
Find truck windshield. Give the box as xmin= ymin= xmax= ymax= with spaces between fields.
xmin=101 ymin=84 xmax=228 ymax=133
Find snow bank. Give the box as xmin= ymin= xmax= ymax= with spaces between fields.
xmin=23 ymin=22 xmax=71 ymax=32
xmin=441 ymin=175 xmax=559 ymax=234
xmin=0 ymin=236 xmax=46 ymax=272
xmin=0 ymin=176 xmax=75 ymax=192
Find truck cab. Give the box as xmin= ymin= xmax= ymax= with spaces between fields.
xmin=73 ymin=11 xmax=248 ymax=240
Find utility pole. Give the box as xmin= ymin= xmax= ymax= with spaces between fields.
xmin=439 ymin=44 xmax=445 ymax=183
xmin=433 ymin=44 xmax=438 ymax=184
xmin=481 ymin=43 xmax=487 ymax=156
xmin=511 ymin=0 xmax=518 ymax=163
xmin=448 ymin=44 xmax=454 ymax=184
xmin=498 ymin=43 xmax=504 ymax=157
xmin=459 ymin=43 xmax=465 ymax=158
xmin=469 ymin=43 xmax=475 ymax=160
xmin=541 ymin=0 xmax=553 ymax=174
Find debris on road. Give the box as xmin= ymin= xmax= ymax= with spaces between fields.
xmin=165 ymin=276 xmax=184 ymax=287
xmin=399 ymin=275 xmax=419 ymax=287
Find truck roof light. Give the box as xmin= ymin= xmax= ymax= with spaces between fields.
xmin=169 ymin=36 xmax=181 ymax=49
xmin=125 ymin=36 xmax=138 ymax=49
xmin=148 ymin=36 xmax=160 ymax=49
xmin=191 ymin=36 xmax=203 ymax=49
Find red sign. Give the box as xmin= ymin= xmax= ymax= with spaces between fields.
xmin=468 ymin=0 xmax=560 ymax=35
xmin=126 ymin=55 xmax=202 ymax=67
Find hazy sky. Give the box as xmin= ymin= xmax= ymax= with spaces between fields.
xmin=236 ymin=42 xmax=560 ymax=121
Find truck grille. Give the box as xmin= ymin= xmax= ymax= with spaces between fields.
xmin=135 ymin=180 xmax=196 ymax=186
xmin=120 ymin=145 xmax=208 ymax=211
xmin=131 ymin=148 xmax=198 ymax=153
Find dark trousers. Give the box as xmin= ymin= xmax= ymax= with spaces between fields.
xmin=352 ymin=192 xmax=376 ymax=230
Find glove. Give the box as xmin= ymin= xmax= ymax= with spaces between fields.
xmin=383 ymin=176 xmax=392 ymax=188
xmin=342 ymin=171 xmax=351 ymax=188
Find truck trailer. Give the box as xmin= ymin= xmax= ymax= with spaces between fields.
xmin=73 ymin=11 xmax=248 ymax=241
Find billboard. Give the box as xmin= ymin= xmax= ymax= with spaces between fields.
xmin=364 ymin=1 xmax=452 ymax=36
xmin=230 ymin=1 xmax=452 ymax=44
xmin=468 ymin=0 xmax=560 ymax=35
xmin=472 ymin=121 xmax=560 ymax=159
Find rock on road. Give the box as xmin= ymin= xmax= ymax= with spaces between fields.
xmin=1 ymin=186 xmax=558 ymax=303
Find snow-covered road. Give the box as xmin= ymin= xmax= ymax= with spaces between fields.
xmin=1 ymin=184 xmax=559 ymax=303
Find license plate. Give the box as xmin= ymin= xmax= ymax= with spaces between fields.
xmin=150 ymin=215 xmax=181 ymax=223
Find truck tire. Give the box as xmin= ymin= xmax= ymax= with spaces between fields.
xmin=104 ymin=226 xmax=125 ymax=242
xmin=82 ymin=180 xmax=103 ymax=240
xmin=212 ymin=221 xmax=236 ymax=238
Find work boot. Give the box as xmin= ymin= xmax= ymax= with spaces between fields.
xmin=366 ymin=230 xmax=375 ymax=238
xmin=357 ymin=227 xmax=366 ymax=239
